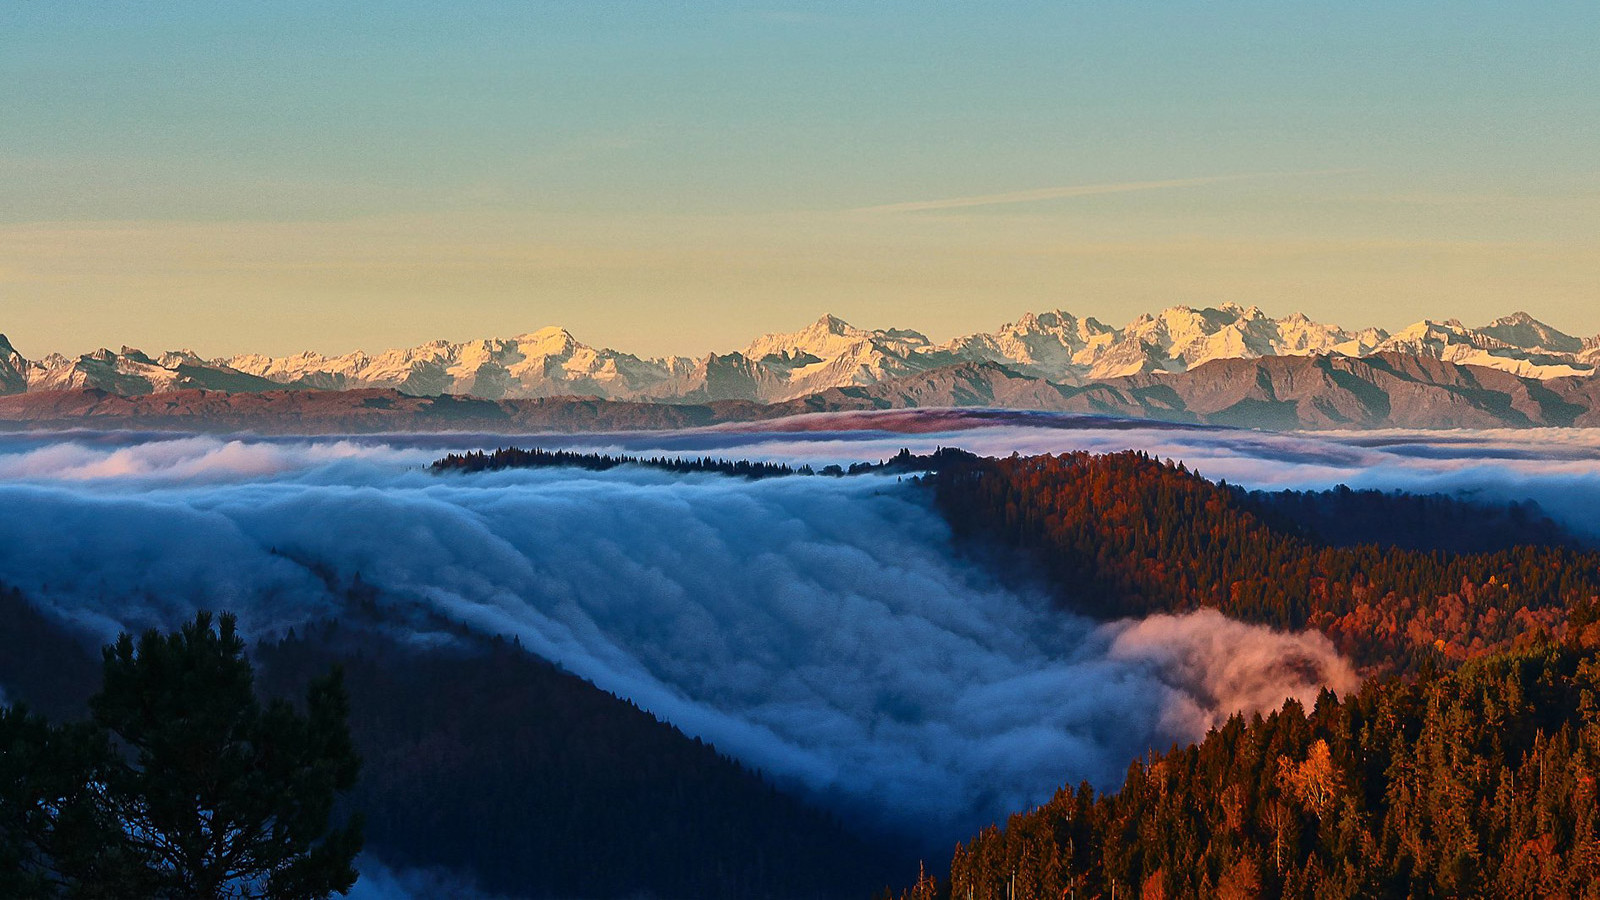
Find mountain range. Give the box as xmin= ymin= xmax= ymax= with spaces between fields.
xmin=4 ymin=304 xmax=1599 ymax=405
xmin=7 ymin=350 xmax=1600 ymax=433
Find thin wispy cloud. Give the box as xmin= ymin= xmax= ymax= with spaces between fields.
xmin=852 ymin=170 xmax=1356 ymax=214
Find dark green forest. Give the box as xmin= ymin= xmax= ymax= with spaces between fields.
xmin=430 ymin=445 xmax=981 ymax=479
xmin=431 ymin=447 xmax=802 ymax=478
xmin=255 ymin=618 xmax=894 ymax=899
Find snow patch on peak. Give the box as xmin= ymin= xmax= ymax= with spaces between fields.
xmin=6 ymin=305 xmax=1596 ymax=404
xmin=1479 ymin=312 xmax=1585 ymax=355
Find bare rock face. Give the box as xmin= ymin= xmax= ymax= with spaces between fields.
xmin=0 ymin=335 xmax=29 ymax=396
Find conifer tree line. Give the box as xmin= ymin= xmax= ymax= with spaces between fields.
xmin=431 ymin=446 xmax=801 ymax=478
xmin=430 ymin=445 xmax=982 ymax=479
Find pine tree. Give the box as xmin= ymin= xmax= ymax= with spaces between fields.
xmin=0 ymin=612 xmax=362 ymax=899
xmin=89 ymin=612 xmax=362 ymax=899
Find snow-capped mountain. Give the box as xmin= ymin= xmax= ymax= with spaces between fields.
xmin=935 ymin=311 xmax=1117 ymax=381
xmin=3 ymin=306 xmax=1595 ymax=401
xmin=225 ymin=326 xmax=692 ymax=400
xmin=1035 ymin=304 xmax=1389 ymax=381
xmin=1371 ymin=315 xmax=1594 ymax=379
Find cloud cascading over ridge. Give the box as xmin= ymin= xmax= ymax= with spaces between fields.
xmin=12 ymin=417 xmax=1600 ymax=842
xmin=0 ymin=431 xmax=1362 ymax=844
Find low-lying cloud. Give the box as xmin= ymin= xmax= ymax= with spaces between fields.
xmin=520 ymin=412 xmax=1600 ymax=538
xmin=13 ymin=415 xmax=1597 ymax=846
xmin=0 ymin=430 xmax=1364 ymax=845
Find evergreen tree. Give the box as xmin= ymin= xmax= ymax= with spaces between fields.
xmin=0 ymin=612 xmax=362 ymax=899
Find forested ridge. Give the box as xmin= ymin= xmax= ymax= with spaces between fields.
xmin=928 ymin=451 xmax=1600 ymax=670
xmin=256 ymin=619 xmax=895 ymax=900
xmin=889 ymin=451 xmax=1600 ymax=899
xmin=934 ymin=643 xmax=1600 ymax=899
xmin=1244 ymin=485 xmax=1575 ymax=554
xmin=431 ymin=447 xmax=801 ymax=478
xmin=431 ymin=445 xmax=981 ymax=479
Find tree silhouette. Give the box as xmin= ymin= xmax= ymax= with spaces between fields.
xmin=1 ymin=612 xmax=362 ymax=899
xmin=0 ymin=705 xmax=133 ymax=898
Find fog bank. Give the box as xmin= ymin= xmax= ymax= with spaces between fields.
xmin=0 ymin=429 xmax=1365 ymax=842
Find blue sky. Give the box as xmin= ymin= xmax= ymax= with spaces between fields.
xmin=3 ymin=2 xmax=1597 ymax=356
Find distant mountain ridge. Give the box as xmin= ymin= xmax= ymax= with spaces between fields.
xmin=7 ymin=350 xmax=1600 ymax=432
xmin=3 ymin=305 xmax=1597 ymax=404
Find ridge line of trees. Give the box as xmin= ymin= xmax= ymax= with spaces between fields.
xmin=925 ymin=450 xmax=1600 ymax=670
xmin=431 ymin=445 xmax=982 ymax=479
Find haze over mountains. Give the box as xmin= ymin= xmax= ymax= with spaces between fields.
xmin=5 ymin=304 xmax=1599 ymax=404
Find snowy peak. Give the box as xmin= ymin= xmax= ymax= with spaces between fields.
xmin=743 ymin=313 xmax=930 ymax=363
xmin=512 ymin=326 xmax=583 ymax=358
xmin=1478 ymin=312 xmax=1585 ymax=355
xmin=6 ymin=305 xmax=1597 ymax=402
xmin=1054 ymin=303 xmax=1385 ymax=380
xmin=224 ymin=327 xmax=688 ymax=400
xmin=731 ymin=314 xmax=941 ymax=401
xmin=1375 ymin=317 xmax=1594 ymax=379
xmin=16 ymin=344 xmax=284 ymax=395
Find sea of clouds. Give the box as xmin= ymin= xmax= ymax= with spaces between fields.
xmin=2 ymin=412 xmax=1597 ymax=857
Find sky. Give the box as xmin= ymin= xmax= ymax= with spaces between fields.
xmin=2 ymin=2 xmax=1598 ymax=358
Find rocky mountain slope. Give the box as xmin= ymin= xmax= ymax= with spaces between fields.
xmin=4 ymin=306 xmax=1596 ymax=404
xmin=6 ymin=351 xmax=1600 ymax=433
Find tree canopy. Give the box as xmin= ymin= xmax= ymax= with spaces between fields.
xmin=0 ymin=612 xmax=361 ymax=899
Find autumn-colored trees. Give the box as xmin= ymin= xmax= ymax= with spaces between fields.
xmin=929 ymin=451 xmax=1600 ymax=668
xmin=941 ymin=645 xmax=1600 ymax=899
xmin=900 ymin=451 xmax=1600 ymax=899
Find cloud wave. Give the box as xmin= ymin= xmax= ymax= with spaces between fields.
xmin=0 ymin=431 xmax=1362 ymax=844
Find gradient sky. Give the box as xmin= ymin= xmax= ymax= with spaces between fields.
xmin=3 ymin=2 xmax=1598 ymax=358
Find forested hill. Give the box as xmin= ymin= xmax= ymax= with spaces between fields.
xmin=0 ymin=586 xmax=899 ymax=900
xmin=935 ymin=642 xmax=1600 ymax=899
xmin=1243 ymin=485 xmax=1575 ymax=554
xmin=895 ymin=455 xmax=1600 ymax=899
xmin=927 ymin=451 xmax=1600 ymax=671
xmin=255 ymin=620 xmax=896 ymax=900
